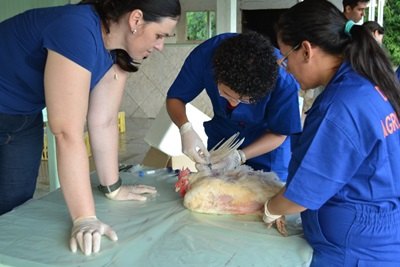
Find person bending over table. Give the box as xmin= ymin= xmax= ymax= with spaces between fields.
xmin=166 ymin=32 xmax=301 ymax=181
xmin=0 ymin=0 xmax=181 ymax=256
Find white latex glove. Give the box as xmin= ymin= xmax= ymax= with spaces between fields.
xmin=262 ymin=199 xmax=282 ymax=224
xmin=263 ymin=200 xmax=287 ymax=236
xmin=105 ymin=184 xmax=157 ymax=201
xmin=195 ymin=162 xmax=212 ymax=173
xmin=70 ymin=216 xmax=118 ymax=256
xmin=179 ymin=122 xmax=210 ymax=164
xmin=209 ymin=149 xmax=246 ymax=171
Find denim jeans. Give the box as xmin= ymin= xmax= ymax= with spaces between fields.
xmin=0 ymin=112 xmax=43 ymax=215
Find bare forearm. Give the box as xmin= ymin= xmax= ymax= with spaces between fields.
xmin=88 ymin=119 xmax=119 ymax=186
xmin=56 ymin=136 xmax=95 ymax=220
xmin=166 ymin=98 xmax=188 ymax=128
xmin=268 ymin=187 xmax=306 ymax=215
xmin=241 ymin=132 xmax=286 ymax=160
xmin=86 ymin=65 xmax=126 ymax=187
xmin=44 ymin=50 xmax=96 ymax=221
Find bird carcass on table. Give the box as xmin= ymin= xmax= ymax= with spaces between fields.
xmin=175 ymin=134 xmax=287 ymax=235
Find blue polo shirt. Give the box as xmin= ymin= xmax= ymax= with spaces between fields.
xmin=0 ymin=4 xmax=112 ymax=114
xmin=167 ymin=33 xmax=302 ymax=180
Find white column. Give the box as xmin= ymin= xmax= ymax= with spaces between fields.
xmin=216 ymin=0 xmax=237 ymax=34
xmin=368 ymin=0 xmax=376 ymax=21
xmin=377 ymin=0 xmax=385 ymax=26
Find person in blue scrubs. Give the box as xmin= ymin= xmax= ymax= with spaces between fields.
xmin=166 ymin=32 xmax=302 ymax=181
xmin=263 ymin=1 xmax=400 ymax=266
xmin=0 ymin=0 xmax=180 ymax=255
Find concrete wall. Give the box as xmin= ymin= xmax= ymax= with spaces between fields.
xmin=0 ymin=0 xmax=70 ymax=22
xmin=122 ymin=44 xmax=214 ymax=118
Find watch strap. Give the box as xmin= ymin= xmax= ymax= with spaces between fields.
xmin=97 ymin=177 xmax=122 ymax=194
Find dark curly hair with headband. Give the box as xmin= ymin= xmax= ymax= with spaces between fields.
xmin=276 ymin=0 xmax=400 ymax=117
xmin=212 ymin=31 xmax=279 ymax=103
xmin=80 ymin=0 xmax=181 ymax=72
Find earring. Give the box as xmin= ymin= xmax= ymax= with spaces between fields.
xmin=131 ymin=28 xmax=137 ymax=34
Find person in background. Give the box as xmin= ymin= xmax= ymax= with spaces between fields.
xmin=363 ymin=20 xmax=385 ymax=45
xmin=263 ymin=0 xmax=400 ymax=266
xmin=396 ymin=66 xmax=400 ymax=80
xmin=0 ymin=0 xmax=180 ymax=256
xmin=166 ymin=32 xmax=302 ymax=181
xmin=342 ymin=0 xmax=369 ymax=23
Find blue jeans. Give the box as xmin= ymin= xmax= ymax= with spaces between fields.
xmin=0 ymin=112 xmax=43 ymax=215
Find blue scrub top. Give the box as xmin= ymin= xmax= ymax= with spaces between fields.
xmin=284 ymin=61 xmax=400 ymax=266
xmin=167 ymin=33 xmax=302 ymax=180
xmin=0 ymin=4 xmax=112 ymax=114
xmin=285 ymin=61 xmax=400 ymax=209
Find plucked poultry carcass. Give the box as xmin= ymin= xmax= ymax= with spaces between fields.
xmin=175 ymin=134 xmax=287 ymax=235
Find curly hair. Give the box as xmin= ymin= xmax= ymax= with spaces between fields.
xmin=212 ymin=32 xmax=279 ymax=103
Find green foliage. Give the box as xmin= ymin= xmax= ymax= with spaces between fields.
xmin=186 ymin=11 xmax=216 ymax=41
xmin=383 ymin=0 xmax=400 ymax=66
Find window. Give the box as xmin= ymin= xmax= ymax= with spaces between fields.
xmin=186 ymin=11 xmax=216 ymax=41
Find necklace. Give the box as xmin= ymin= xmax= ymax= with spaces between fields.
xmin=113 ymin=65 xmax=118 ymax=81
xmin=101 ymin=24 xmax=118 ymax=81
xmin=109 ymin=50 xmax=118 ymax=81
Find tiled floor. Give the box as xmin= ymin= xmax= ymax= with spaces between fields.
xmin=34 ymin=117 xmax=154 ymax=198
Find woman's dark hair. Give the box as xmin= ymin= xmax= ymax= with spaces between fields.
xmin=277 ymin=0 xmax=400 ymax=117
xmin=213 ymin=31 xmax=278 ymax=103
xmin=80 ymin=0 xmax=181 ymax=72
xmin=363 ymin=21 xmax=385 ymax=35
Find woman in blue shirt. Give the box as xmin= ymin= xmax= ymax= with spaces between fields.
xmin=0 ymin=0 xmax=180 ymax=256
xmin=263 ymin=0 xmax=400 ymax=266
xmin=167 ymin=32 xmax=301 ymax=181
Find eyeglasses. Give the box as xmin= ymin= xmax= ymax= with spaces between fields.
xmin=277 ymin=44 xmax=300 ymax=70
xmin=218 ymin=90 xmax=251 ymax=104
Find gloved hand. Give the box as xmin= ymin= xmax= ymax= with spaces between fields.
xmin=262 ymin=199 xmax=282 ymax=224
xmin=208 ymin=149 xmax=246 ymax=171
xmin=70 ymin=216 xmax=118 ymax=256
xmin=105 ymin=184 xmax=157 ymax=201
xmin=263 ymin=200 xmax=287 ymax=236
xmin=195 ymin=162 xmax=212 ymax=173
xmin=179 ymin=122 xmax=210 ymax=164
